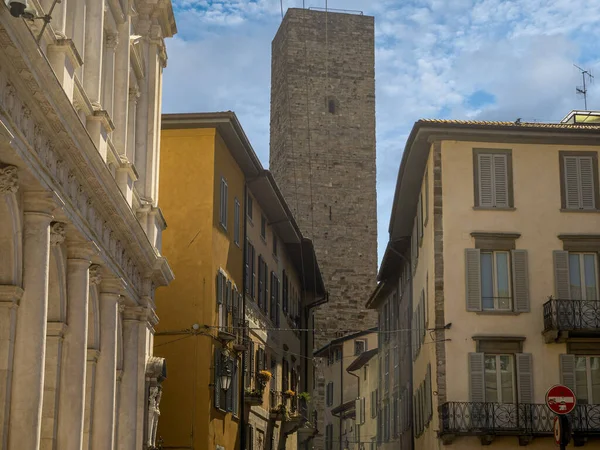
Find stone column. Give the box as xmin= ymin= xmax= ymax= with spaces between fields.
xmin=91 ymin=280 xmax=121 ymax=450
xmin=112 ymin=18 xmax=131 ymax=155
xmin=117 ymin=308 xmax=140 ymax=450
xmin=8 ymin=191 xmax=55 ymax=450
xmin=56 ymin=247 xmax=91 ymax=450
xmin=83 ymin=0 xmax=105 ymax=107
xmin=83 ymin=349 xmax=99 ymax=450
xmin=101 ymin=32 xmax=118 ymax=120
xmin=127 ymin=85 xmax=139 ymax=165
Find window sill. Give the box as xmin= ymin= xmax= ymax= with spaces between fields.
xmin=473 ymin=206 xmax=516 ymax=211
xmin=560 ymin=208 xmax=600 ymax=213
xmin=247 ymin=217 xmax=254 ymax=226
xmin=260 ymin=236 xmax=267 ymax=244
xmin=220 ymin=222 xmax=228 ymax=232
xmin=475 ymin=310 xmax=522 ymax=316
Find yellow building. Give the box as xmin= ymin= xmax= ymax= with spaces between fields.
xmin=373 ymin=110 xmax=600 ymax=449
xmin=155 ymin=112 xmax=326 ymax=450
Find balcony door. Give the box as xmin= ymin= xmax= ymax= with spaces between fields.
xmin=569 ymin=253 xmax=599 ymax=329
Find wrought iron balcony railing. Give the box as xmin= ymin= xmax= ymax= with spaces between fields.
xmin=440 ymin=402 xmax=600 ymax=438
xmin=543 ymin=298 xmax=600 ymax=336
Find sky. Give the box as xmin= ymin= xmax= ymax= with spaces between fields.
xmin=162 ymin=0 xmax=600 ymax=265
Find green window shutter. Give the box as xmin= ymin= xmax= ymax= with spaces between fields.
xmin=553 ymin=250 xmax=571 ymax=299
xmin=226 ymin=357 xmax=234 ymax=412
xmin=217 ymin=272 xmax=223 ymax=304
xmin=214 ymin=348 xmax=222 ymax=410
xmin=564 ymin=156 xmax=581 ymax=209
xmin=493 ymin=154 xmax=508 ymax=207
xmin=249 ymin=341 xmax=255 ymax=382
xmin=478 ymin=154 xmax=494 ymax=207
xmin=560 ymin=354 xmax=576 ymax=391
xmin=511 ymin=250 xmax=530 ymax=312
xmin=580 ymin=156 xmax=595 ymax=209
xmin=468 ymin=352 xmax=485 ymax=402
xmin=516 ymin=353 xmax=534 ymax=404
xmin=465 ymin=249 xmax=482 ymax=311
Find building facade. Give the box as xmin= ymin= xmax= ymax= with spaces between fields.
xmin=157 ymin=112 xmax=326 ymax=450
xmin=315 ymin=330 xmax=377 ymax=450
xmin=376 ymin=112 xmax=600 ymax=449
xmin=0 ymin=1 xmax=176 ymax=449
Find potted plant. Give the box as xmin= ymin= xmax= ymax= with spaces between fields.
xmin=257 ymin=370 xmax=272 ymax=382
xmin=244 ymin=388 xmax=263 ymax=405
xmin=298 ymin=392 xmax=311 ymax=402
xmin=283 ymin=389 xmax=295 ymax=398
xmin=270 ymin=403 xmax=290 ymax=421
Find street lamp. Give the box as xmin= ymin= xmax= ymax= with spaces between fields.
xmin=220 ymin=356 xmax=232 ymax=391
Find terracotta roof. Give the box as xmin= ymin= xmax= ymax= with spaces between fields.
xmin=416 ymin=118 xmax=600 ymax=130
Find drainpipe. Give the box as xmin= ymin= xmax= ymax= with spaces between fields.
xmin=240 ymin=183 xmax=248 ymax=450
xmin=340 ymin=348 xmax=343 ymax=450
xmin=347 ymin=368 xmax=360 ymax=450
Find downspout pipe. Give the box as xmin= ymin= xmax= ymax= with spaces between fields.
xmin=240 ymin=183 xmax=248 ymax=450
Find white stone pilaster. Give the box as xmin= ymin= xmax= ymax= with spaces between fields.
xmin=83 ymin=349 xmax=99 ymax=450
xmin=41 ymin=322 xmax=66 ymax=450
xmin=8 ymin=191 xmax=55 ymax=450
xmin=91 ymin=281 xmax=121 ymax=450
xmin=112 ymin=18 xmax=131 ymax=155
xmin=127 ymin=85 xmax=139 ymax=165
xmin=116 ymin=309 xmax=140 ymax=450
xmin=56 ymin=255 xmax=91 ymax=450
xmin=83 ymin=0 xmax=105 ymax=107
xmin=102 ymin=32 xmax=118 ymax=119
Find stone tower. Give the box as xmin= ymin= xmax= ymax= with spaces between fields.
xmin=270 ymin=8 xmax=377 ymax=348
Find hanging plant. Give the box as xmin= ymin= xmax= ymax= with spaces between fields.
xmin=257 ymin=370 xmax=272 ymax=381
xmin=283 ymin=389 xmax=296 ymax=397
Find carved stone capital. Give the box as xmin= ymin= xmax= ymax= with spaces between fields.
xmin=89 ymin=264 xmax=102 ymax=285
xmin=0 ymin=165 xmax=18 ymax=194
xmin=105 ymin=32 xmax=119 ymax=49
xmin=129 ymin=86 xmax=140 ymax=104
xmin=50 ymin=221 xmax=66 ymax=246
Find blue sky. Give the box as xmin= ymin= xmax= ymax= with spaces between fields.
xmin=162 ymin=0 xmax=600 ymax=265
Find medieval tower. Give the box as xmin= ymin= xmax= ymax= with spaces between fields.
xmin=270 ymin=8 xmax=378 ymax=348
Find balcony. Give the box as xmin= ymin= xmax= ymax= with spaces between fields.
xmin=440 ymin=402 xmax=600 ymax=446
xmin=543 ymin=298 xmax=600 ymax=342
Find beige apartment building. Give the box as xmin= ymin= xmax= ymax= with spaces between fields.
xmin=374 ymin=111 xmax=600 ymax=449
xmin=315 ymin=329 xmax=378 ymax=450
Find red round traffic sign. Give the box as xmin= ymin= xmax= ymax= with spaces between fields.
xmin=546 ymin=384 xmax=576 ymax=415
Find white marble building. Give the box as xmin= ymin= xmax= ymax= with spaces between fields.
xmin=0 ymin=0 xmax=176 ymax=449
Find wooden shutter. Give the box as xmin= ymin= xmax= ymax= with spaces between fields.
xmin=251 ymin=245 xmax=256 ymax=298
xmin=465 ymin=249 xmax=482 ymax=311
xmin=249 ymin=341 xmax=255 ymax=384
xmin=248 ymin=425 xmax=254 ymax=450
xmin=417 ymin=195 xmax=423 ymax=243
xmin=245 ymin=241 xmax=250 ymax=295
xmin=516 ymin=353 xmax=534 ymax=403
xmin=493 ymin=154 xmax=508 ymax=207
xmin=511 ymin=250 xmax=530 ymax=312
xmin=424 ymin=168 xmax=429 ymax=226
xmin=560 ymin=354 xmax=576 ymax=391
xmin=264 ymin=263 xmax=269 ymax=313
xmin=226 ymin=357 xmax=234 ymax=412
xmin=478 ymin=154 xmax=494 ymax=207
xmin=564 ymin=156 xmax=582 ymax=209
xmin=553 ymin=250 xmax=571 ymax=300
xmin=217 ymin=272 xmax=224 ymax=304
xmin=468 ymin=352 xmax=485 ymax=402
xmin=580 ymin=156 xmax=595 ymax=209
xmin=214 ymin=348 xmax=222 ymax=409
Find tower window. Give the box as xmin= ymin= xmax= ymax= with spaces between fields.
xmin=328 ymin=99 xmax=336 ymax=114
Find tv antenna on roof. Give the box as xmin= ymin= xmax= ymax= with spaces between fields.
xmin=574 ymin=64 xmax=594 ymax=110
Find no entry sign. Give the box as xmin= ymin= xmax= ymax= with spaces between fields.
xmin=546 ymin=384 xmax=576 ymax=415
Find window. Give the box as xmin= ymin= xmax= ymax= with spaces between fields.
xmin=394 ymin=344 xmax=399 ymax=389
xmin=371 ymin=389 xmax=378 ymax=418
xmin=326 ymin=382 xmax=334 ymax=406
xmin=234 ymin=198 xmax=240 ymax=245
xmin=325 ymin=424 xmax=333 ymax=450
xmin=465 ymin=248 xmax=530 ymax=313
xmin=245 ymin=241 xmax=256 ymax=299
xmin=411 ymin=218 xmax=419 ymax=273
xmin=560 ymin=152 xmax=599 ymax=210
xmin=469 ymin=352 xmax=533 ymax=404
xmin=383 ymin=402 xmax=390 ymax=442
xmin=219 ymin=177 xmax=228 ymax=229
xmin=334 ymin=348 xmax=342 ymax=362
xmin=481 ymin=251 xmax=512 ymax=311
xmin=282 ymin=271 xmax=288 ymax=313
xmin=354 ymin=339 xmax=366 ymax=356
xmin=261 ymin=215 xmax=266 ymax=240
xmin=569 ymin=253 xmax=598 ymax=300
xmin=247 ymin=425 xmax=254 ymax=450
xmin=247 ymin=193 xmax=253 ymax=220
xmin=384 ymin=350 xmax=390 ymax=394
xmin=269 ymin=272 xmax=280 ymax=326
xmin=574 ymin=356 xmax=600 ymax=404
xmin=473 ymin=150 xmax=513 ymax=208
xmin=273 ymin=235 xmax=278 ymax=257
xmin=214 ymin=349 xmax=239 ymax=414
xmin=216 ymin=271 xmax=227 ymax=330
xmin=484 ymin=354 xmax=516 ymax=403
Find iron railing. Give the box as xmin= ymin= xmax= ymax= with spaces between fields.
xmin=440 ymin=402 xmax=600 ymax=436
xmin=543 ymin=298 xmax=600 ymax=332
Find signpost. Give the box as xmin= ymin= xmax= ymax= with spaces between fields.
xmin=546 ymin=385 xmax=576 ymax=449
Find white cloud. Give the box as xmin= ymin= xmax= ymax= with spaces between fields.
xmin=164 ymin=0 xmax=600 ymax=265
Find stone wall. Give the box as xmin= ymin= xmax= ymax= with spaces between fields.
xmin=269 ymin=8 xmax=378 ymax=349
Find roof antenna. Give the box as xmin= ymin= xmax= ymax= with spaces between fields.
xmin=574 ymin=64 xmax=594 ymax=110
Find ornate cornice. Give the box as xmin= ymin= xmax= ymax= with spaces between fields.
xmin=0 ymin=22 xmax=172 ymax=297
xmin=0 ymin=165 xmax=18 ymax=193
